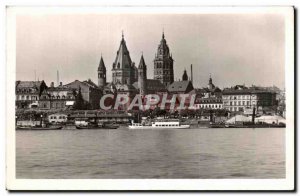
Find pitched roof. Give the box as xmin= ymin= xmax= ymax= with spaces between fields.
xmin=138 ymin=55 xmax=146 ymax=69
xmin=98 ymin=56 xmax=106 ymax=71
xmin=168 ymin=81 xmax=194 ymax=93
xmin=64 ymin=79 xmax=99 ymax=90
xmin=83 ymin=79 xmax=99 ymax=88
xmin=112 ymin=35 xmax=133 ymax=69
xmin=16 ymin=81 xmax=44 ymax=89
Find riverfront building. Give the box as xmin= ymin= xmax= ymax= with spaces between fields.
xmin=64 ymin=79 xmax=103 ymax=109
xmin=222 ymin=85 xmax=276 ymax=112
xmin=15 ymin=80 xmax=47 ymax=109
xmin=39 ymin=82 xmax=76 ymax=110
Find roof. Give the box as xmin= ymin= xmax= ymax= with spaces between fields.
xmin=156 ymin=32 xmax=171 ymax=58
xmin=46 ymin=86 xmax=73 ymax=92
xmin=167 ymin=81 xmax=194 ymax=93
xmin=83 ymin=79 xmax=99 ymax=89
xmin=132 ymin=79 xmax=167 ymax=92
xmin=112 ymin=35 xmax=133 ymax=70
xmin=138 ymin=55 xmax=147 ymax=69
xmin=222 ymin=88 xmax=275 ymax=95
xmin=16 ymin=81 xmax=44 ymax=89
xmin=64 ymin=79 xmax=99 ymax=90
xmin=98 ymin=56 xmax=106 ymax=71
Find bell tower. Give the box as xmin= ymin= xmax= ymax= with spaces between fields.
xmin=138 ymin=54 xmax=147 ymax=96
xmin=98 ymin=55 xmax=106 ymax=88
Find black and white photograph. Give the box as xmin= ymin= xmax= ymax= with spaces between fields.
xmin=5 ymin=6 xmax=294 ymax=191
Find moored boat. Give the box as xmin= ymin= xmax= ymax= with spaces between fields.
xmin=76 ymin=123 xmax=119 ymax=129
xmin=16 ymin=126 xmax=63 ymax=130
xmin=129 ymin=119 xmax=190 ymax=129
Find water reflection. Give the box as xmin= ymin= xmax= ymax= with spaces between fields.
xmin=16 ymin=128 xmax=285 ymax=179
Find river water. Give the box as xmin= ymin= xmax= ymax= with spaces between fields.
xmin=16 ymin=128 xmax=285 ymax=179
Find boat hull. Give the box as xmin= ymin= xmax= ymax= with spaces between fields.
xmin=128 ymin=125 xmax=190 ymax=129
xmin=75 ymin=125 xmax=119 ymax=129
xmin=16 ymin=126 xmax=63 ymax=130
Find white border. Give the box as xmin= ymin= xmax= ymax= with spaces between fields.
xmin=6 ymin=6 xmax=294 ymax=191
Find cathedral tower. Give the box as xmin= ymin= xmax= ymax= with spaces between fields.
xmin=112 ymin=33 xmax=137 ymax=85
xmin=138 ymin=54 xmax=147 ymax=96
xmin=153 ymin=32 xmax=174 ymax=87
xmin=98 ymin=55 xmax=106 ymax=88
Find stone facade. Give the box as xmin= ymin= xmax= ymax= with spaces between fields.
xmin=137 ymin=55 xmax=147 ymax=96
xmin=112 ymin=34 xmax=137 ymax=85
xmin=153 ymin=32 xmax=174 ymax=87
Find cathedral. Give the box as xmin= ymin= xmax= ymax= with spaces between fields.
xmin=153 ymin=32 xmax=174 ymax=86
xmin=97 ymin=32 xmax=177 ymax=96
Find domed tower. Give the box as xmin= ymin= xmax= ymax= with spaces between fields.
xmin=208 ymin=74 xmax=215 ymax=90
xmin=138 ymin=54 xmax=147 ymax=96
xmin=98 ymin=55 xmax=106 ymax=88
xmin=182 ymin=69 xmax=188 ymax=81
xmin=153 ymin=32 xmax=174 ymax=87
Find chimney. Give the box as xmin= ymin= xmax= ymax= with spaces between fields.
xmin=59 ymin=82 xmax=62 ymax=86
xmin=51 ymin=82 xmax=54 ymax=87
xmin=190 ymin=64 xmax=193 ymax=84
xmin=57 ymin=70 xmax=59 ymax=87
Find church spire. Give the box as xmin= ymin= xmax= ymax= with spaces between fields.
xmin=182 ymin=69 xmax=188 ymax=81
xmin=138 ymin=54 xmax=146 ymax=69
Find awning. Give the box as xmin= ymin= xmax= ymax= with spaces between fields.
xmin=66 ymin=101 xmax=75 ymax=106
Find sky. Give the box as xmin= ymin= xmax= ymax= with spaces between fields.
xmin=16 ymin=13 xmax=285 ymax=89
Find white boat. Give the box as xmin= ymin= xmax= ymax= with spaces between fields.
xmin=128 ymin=119 xmax=190 ymax=129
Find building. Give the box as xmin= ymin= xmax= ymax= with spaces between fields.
xmin=153 ymin=32 xmax=174 ymax=86
xmin=48 ymin=113 xmax=68 ymax=124
xmin=194 ymin=76 xmax=222 ymax=99
xmin=98 ymin=55 xmax=107 ymax=88
xmin=182 ymin=69 xmax=188 ymax=81
xmin=111 ymin=33 xmax=137 ymax=85
xmin=64 ymin=79 xmax=103 ymax=109
xmin=222 ymin=85 xmax=276 ymax=112
xmin=137 ymin=54 xmax=147 ymax=96
xmin=15 ymin=80 xmax=47 ymax=109
xmin=168 ymin=80 xmax=194 ymax=94
xmin=39 ymin=82 xmax=76 ymax=110
xmin=194 ymin=97 xmax=223 ymax=110
xmin=133 ymin=79 xmax=167 ymax=94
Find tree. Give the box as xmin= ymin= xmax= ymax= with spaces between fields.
xmin=73 ymin=87 xmax=85 ymax=110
